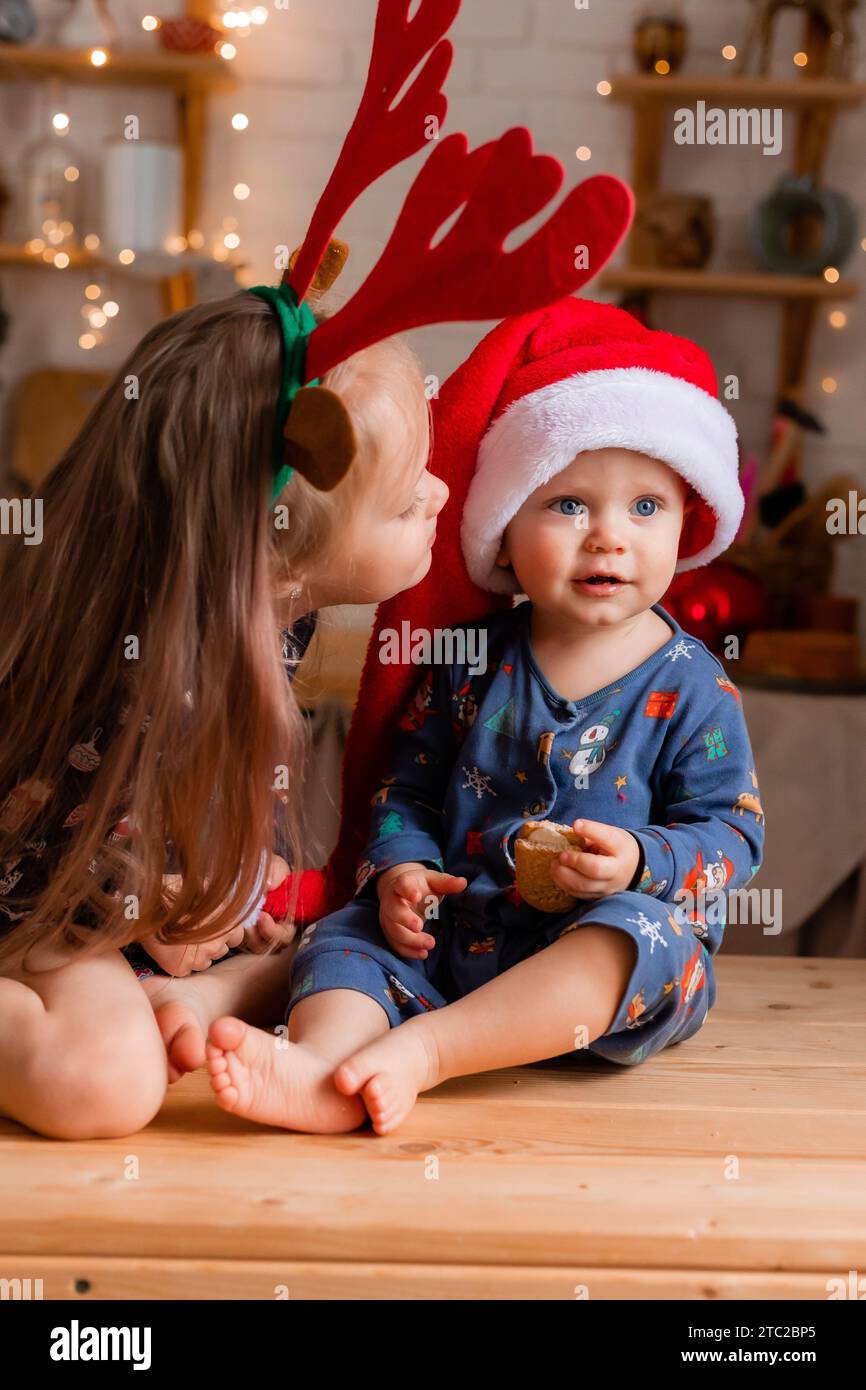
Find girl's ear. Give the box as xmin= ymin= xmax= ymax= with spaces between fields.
xmin=283 ymin=386 xmax=357 ymax=492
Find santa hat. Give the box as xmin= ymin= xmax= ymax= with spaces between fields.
xmin=268 ymin=296 xmax=741 ymax=927
xmin=462 ymin=297 xmax=741 ymax=592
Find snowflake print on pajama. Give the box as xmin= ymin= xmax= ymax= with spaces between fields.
xmin=287 ymin=601 xmax=765 ymax=1067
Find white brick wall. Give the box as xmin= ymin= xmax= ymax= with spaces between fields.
xmin=1 ymin=0 xmax=864 ymax=632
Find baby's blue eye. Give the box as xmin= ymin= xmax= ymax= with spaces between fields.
xmin=632 ymin=497 xmax=658 ymax=517
xmin=550 ymin=498 xmax=585 ymax=517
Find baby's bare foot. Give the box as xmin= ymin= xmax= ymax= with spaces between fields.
xmin=206 ymin=1016 xmax=367 ymax=1133
xmin=333 ymin=1020 xmax=441 ymax=1135
xmin=143 ymin=975 xmax=209 ymax=1083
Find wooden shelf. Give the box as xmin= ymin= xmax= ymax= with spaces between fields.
xmin=0 ymin=43 xmax=234 ymax=92
xmin=606 ymin=72 xmax=866 ymax=107
xmin=605 ymin=15 xmax=863 ymax=402
xmin=601 ymin=267 xmax=859 ymax=301
xmin=0 ymin=19 xmax=237 ymax=310
xmin=0 ymin=240 xmax=242 ymax=279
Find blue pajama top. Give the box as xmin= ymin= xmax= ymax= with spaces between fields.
xmin=354 ymin=600 xmax=765 ymax=952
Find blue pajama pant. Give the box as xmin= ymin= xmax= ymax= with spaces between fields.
xmin=287 ymin=889 xmax=715 ymax=1067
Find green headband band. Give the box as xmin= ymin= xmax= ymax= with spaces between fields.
xmin=248 ymin=281 xmax=320 ymax=505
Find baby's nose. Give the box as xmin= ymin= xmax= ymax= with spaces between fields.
xmin=430 ymin=473 xmax=449 ymax=514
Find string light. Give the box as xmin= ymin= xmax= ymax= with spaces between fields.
xmin=823 ymin=266 xmax=840 ymax=283
xmin=26 ymin=239 xmax=45 ymax=253
xmin=575 ymin=146 xmax=592 ymax=161
xmin=79 ymin=333 xmax=97 ymax=350
xmin=654 ymin=59 xmax=670 ymax=75
xmin=596 ymin=80 xmax=611 ymax=96
xmin=224 ymin=232 xmax=240 ymax=248
xmin=829 ymin=310 xmax=847 ymax=328
xmin=64 ymin=166 xmax=79 ymax=182
xmin=722 ymin=45 xmax=737 ymax=61
xmin=231 ymin=112 xmax=248 ymax=130
xmin=52 ymin=112 xmax=70 ymax=132
xmin=89 ymin=48 xmax=108 ymax=67
xmin=233 ymin=182 xmax=250 ymax=199
xmin=141 ymin=15 xmax=160 ymax=30
xmin=85 ymin=284 xmax=101 ymax=299
xmin=250 ymin=6 xmax=268 ymax=22
xmin=84 ymin=233 xmax=101 ymax=250
xmin=793 ymin=51 xmax=808 ymax=67
xmin=187 ymin=229 xmax=205 ymax=250
xmin=54 ymin=252 xmax=70 ymax=268
xmin=103 ymin=301 xmax=119 ymax=318
xmin=821 ymin=376 xmax=837 ymax=393
xmin=219 ymin=42 xmax=237 ymax=60
xmin=118 ymin=248 xmax=135 ymax=264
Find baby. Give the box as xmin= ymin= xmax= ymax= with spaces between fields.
xmin=205 ymin=299 xmax=766 ymax=1135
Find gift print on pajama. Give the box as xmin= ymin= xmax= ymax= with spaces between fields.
xmin=287 ymin=600 xmax=765 ymax=1066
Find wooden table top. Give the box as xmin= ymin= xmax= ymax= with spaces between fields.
xmin=1 ymin=955 xmax=864 ymax=1300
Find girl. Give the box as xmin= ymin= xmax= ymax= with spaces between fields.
xmin=0 ymin=0 xmax=634 ymax=1142
xmin=0 ymin=286 xmax=446 ymax=1139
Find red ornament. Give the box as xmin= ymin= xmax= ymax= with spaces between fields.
xmin=661 ymin=562 xmax=768 ymax=653
xmin=158 ymin=18 xmax=222 ymax=54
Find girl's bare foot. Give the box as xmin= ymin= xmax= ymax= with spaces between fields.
xmin=206 ymin=1016 xmax=368 ymax=1133
xmin=143 ymin=975 xmax=210 ymax=1083
xmin=333 ymin=1018 xmax=441 ymax=1135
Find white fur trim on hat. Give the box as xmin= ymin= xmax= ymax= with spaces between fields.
xmin=461 ymin=366 xmax=741 ymax=594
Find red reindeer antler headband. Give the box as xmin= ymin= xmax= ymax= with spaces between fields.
xmin=248 ymin=0 xmax=635 ymax=502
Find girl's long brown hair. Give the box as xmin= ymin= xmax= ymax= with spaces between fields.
xmin=0 ymin=290 xmax=413 ymax=971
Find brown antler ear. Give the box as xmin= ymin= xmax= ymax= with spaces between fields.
xmin=287 ymin=238 xmax=349 ymax=300
xmin=283 ymin=386 xmax=357 ymax=492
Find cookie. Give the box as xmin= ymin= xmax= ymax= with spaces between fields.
xmin=514 ymin=819 xmax=586 ymax=912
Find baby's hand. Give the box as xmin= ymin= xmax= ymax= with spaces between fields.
xmin=376 ymin=862 xmax=467 ymax=961
xmin=549 ymin=819 xmax=641 ymax=900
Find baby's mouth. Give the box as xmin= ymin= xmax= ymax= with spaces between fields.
xmin=573 ymin=574 xmax=629 ymax=586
